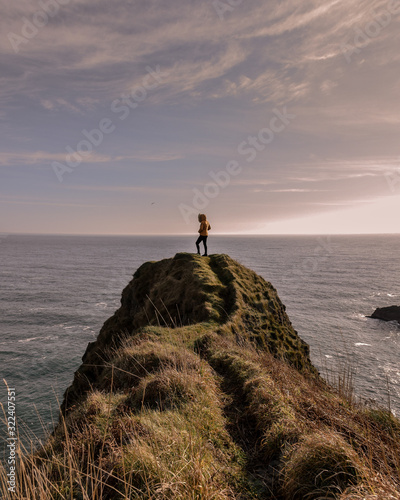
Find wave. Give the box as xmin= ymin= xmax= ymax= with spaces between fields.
xmin=18 ymin=336 xmax=45 ymax=343
xmin=95 ymin=302 xmax=108 ymax=308
xmin=18 ymin=335 xmax=59 ymax=343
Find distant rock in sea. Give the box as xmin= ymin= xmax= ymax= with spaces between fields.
xmin=370 ymin=305 xmax=400 ymax=323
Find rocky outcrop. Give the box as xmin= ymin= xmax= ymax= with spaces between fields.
xmin=370 ymin=305 xmax=400 ymax=323
xmin=61 ymin=253 xmax=314 ymax=414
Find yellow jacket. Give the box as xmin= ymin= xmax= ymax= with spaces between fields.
xmin=198 ymin=214 xmax=211 ymax=236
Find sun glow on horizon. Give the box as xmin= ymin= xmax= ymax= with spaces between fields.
xmin=248 ymin=195 xmax=400 ymax=235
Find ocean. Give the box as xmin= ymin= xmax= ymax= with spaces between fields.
xmin=1 ymin=234 xmax=400 ymax=453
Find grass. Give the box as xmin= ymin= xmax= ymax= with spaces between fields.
xmin=1 ymin=341 xmax=400 ymax=498
xmin=281 ymin=431 xmax=364 ymax=499
xmin=1 ymin=253 xmax=399 ymax=499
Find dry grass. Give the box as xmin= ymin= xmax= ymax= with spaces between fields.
xmin=1 ymin=336 xmax=400 ymax=499
xmin=1 ymin=339 xmax=249 ymax=499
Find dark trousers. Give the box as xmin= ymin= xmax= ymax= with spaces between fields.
xmin=196 ymin=235 xmax=208 ymax=255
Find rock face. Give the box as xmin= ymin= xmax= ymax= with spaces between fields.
xmin=61 ymin=253 xmax=313 ymax=414
xmin=28 ymin=253 xmax=400 ymax=500
xmin=370 ymin=305 xmax=400 ymax=323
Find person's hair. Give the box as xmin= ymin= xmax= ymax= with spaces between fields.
xmin=198 ymin=213 xmax=206 ymax=222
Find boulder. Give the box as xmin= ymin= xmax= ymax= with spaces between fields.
xmin=370 ymin=305 xmax=400 ymax=323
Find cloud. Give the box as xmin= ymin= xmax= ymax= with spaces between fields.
xmin=0 ymin=195 xmax=100 ymax=208
xmin=64 ymin=185 xmax=180 ymax=194
xmin=286 ymin=158 xmax=400 ymax=182
xmin=267 ymin=188 xmax=329 ymax=193
xmin=2 ymin=0 xmax=398 ymax=110
xmin=0 ymin=150 xmax=182 ymax=166
xmin=40 ymin=98 xmax=83 ymax=113
xmin=0 ymin=151 xmax=114 ymax=166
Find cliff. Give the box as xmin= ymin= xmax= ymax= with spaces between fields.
xmin=14 ymin=254 xmax=400 ymax=499
xmin=61 ymin=252 xmax=314 ymax=415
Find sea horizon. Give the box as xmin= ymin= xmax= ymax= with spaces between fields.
xmin=3 ymin=231 xmax=400 ymax=237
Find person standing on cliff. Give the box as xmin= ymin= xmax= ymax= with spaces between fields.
xmin=196 ymin=214 xmax=211 ymax=256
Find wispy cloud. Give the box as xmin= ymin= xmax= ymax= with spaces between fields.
xmin=2 ymin=0 xmax=397 ymax=108
xmin=64 ymin=185 xmax=181 ymax=194
xmin=0 ymin=151 xmax=114 ymax=166
xmin=0 ymin=195 xmax=100 ymax=208
xmin=286 ymin=158 xmax=400 ymax=182
xmin=0 ymin=150 xmax=182 ymax=166
xmin=267 ymin=188 xmax=330 ymax=193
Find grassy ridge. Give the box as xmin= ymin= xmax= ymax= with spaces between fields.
xmin=1 ymin=253 xmax=399 ymax=499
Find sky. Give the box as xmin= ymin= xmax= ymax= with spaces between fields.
xmin=1 ymin=0 xmax=400 ymax=235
